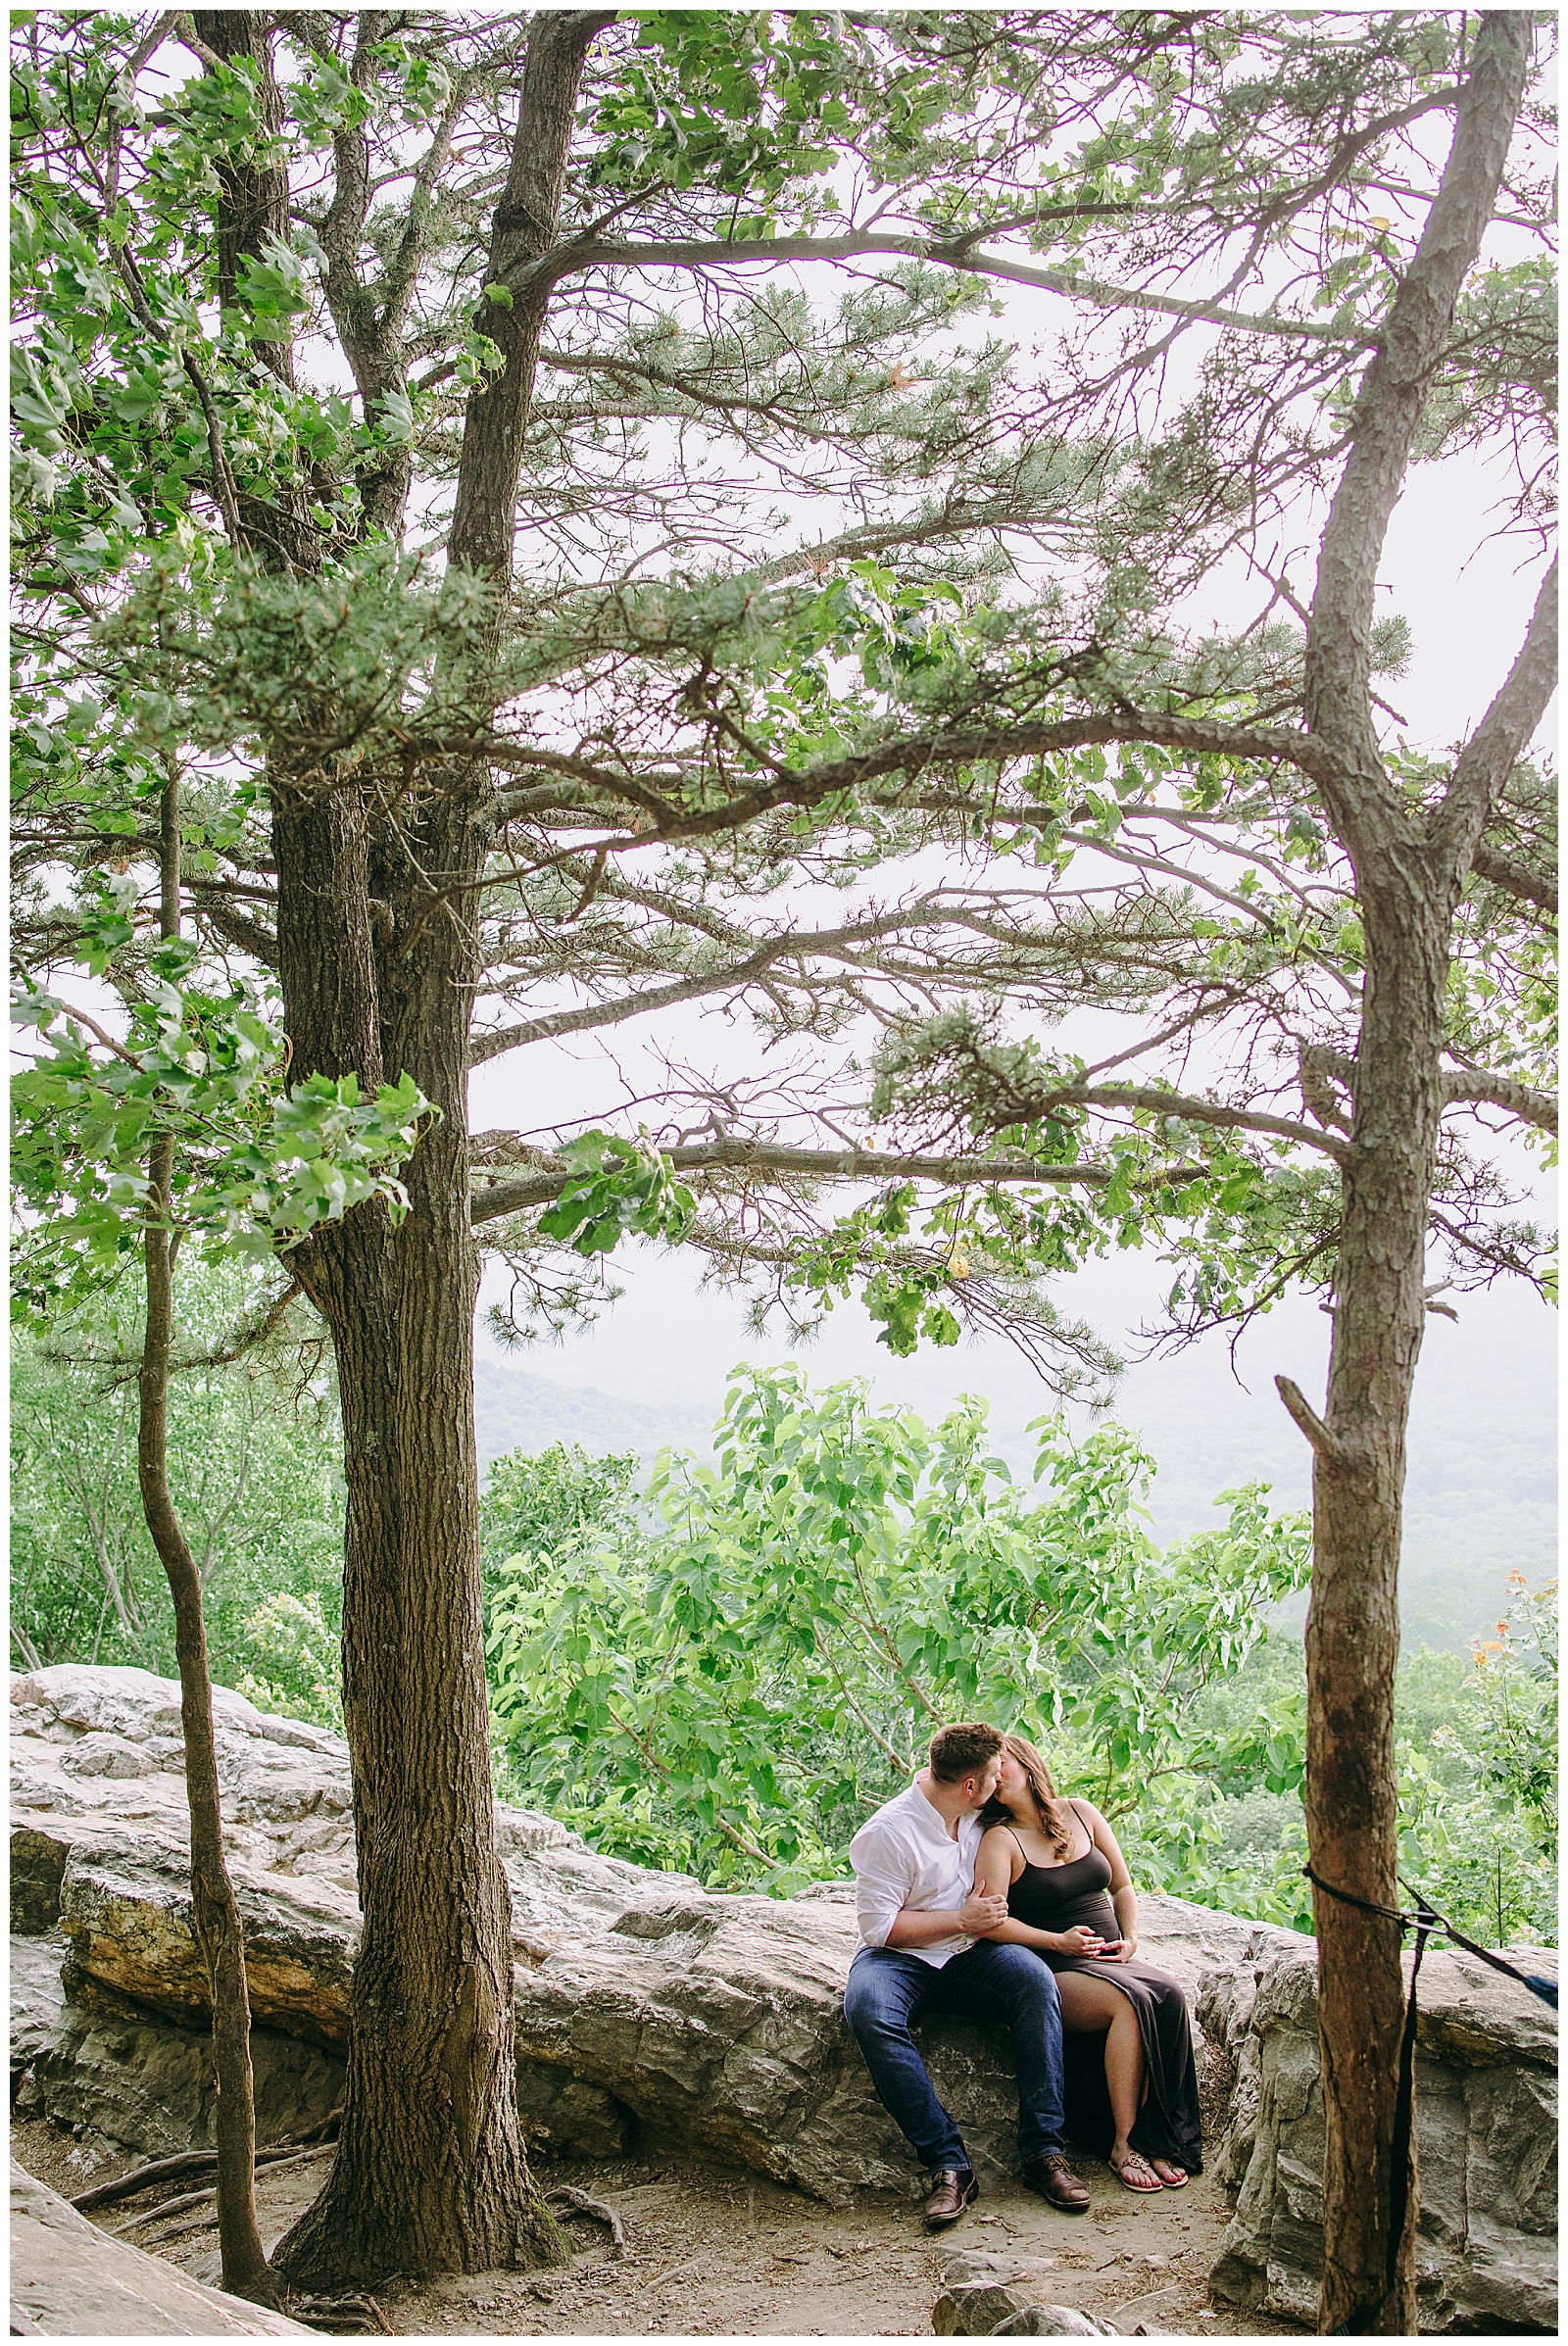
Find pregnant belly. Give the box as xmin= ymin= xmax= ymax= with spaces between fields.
xmin=1013 ymin=1886 xmax=1118 ymax=1938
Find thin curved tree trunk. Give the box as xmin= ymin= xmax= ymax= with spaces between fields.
xmin=137 ymin=775 xmax=274 ymax=2307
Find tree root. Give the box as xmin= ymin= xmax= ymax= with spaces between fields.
xmin=545 ymin=2184 xmax=626 ymax=2255
xmin=111 ymin=2146 xmax=336 ymax=2235
xmin=73 ymin=2116 xmax=342 ymax=2214
xmin=73 ymin=2152 xmax=229 ymax=2214
xmin=286 ymin=2293 xmax=392 ymax=2335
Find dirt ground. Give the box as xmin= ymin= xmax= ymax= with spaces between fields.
xmin=14 ymin=2115 xmax=1305 ymax=2338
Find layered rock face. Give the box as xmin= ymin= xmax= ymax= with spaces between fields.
xmin=1202 ymin=1932 xmax=1558 ymax=2333
xmin=10 ymin=1667 xmax=1558 ymax=2330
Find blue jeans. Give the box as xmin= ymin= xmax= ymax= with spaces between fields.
xmin=844 ymin=1940 xmax=1064 ymax=2174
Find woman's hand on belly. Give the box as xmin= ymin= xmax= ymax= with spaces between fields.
xmin=1091 ymin=1936 xmax=1137 ymax=1962
xmin=1055 ymin=1924 xmax=1107 ymax=1956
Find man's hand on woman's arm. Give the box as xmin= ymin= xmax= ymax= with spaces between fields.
xmin=886 ymin=1888 xmax=1008 ymax=1947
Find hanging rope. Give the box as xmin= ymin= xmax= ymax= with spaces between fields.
xmin=1303 ymin=1868 xmax=1558 ymax=2007
xmin=1302 ymin=1866 xmax=1557 ymax=2335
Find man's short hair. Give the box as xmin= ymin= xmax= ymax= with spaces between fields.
xmin=928 ymin=1722 xmax=1004 ymax=1784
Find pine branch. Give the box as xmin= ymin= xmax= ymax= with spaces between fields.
xmin=468 ymin=1142 xmax=1112 ymax=1228
xmin=504 ymin=228 xmax=1368 ymax=347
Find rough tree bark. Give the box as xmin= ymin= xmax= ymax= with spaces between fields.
xmin=137 ymin=773 xmax=275 ymax=2306
xmin=190 ymin=11 xmax=293 ymax=388
xmin=1287 ymin=14 xmax=1547 ymax=2332
xmin=270 ymin=12 xmax=613 ymax=2287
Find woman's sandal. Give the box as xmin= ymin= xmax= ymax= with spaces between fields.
xmin=1150 ymin=2160 xmax=1189 ymax=2188
xmin=1110 ymin=2148 xmax=1163 ymax=2193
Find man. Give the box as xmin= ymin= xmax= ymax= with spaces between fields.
xmin=844 ymin=1721 xmax=1090 ymax=2227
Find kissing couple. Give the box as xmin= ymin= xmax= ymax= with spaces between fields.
xmin=845 ymin=1721 xmax=1202 ymax=2226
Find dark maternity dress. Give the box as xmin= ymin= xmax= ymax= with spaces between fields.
xmin=1004 ymin=1806 xmax=1202 ymax=2175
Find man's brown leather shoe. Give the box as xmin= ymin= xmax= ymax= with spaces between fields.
xmin=922 ymin=2168 xmax=979 ymax=2228
xmin=1022 ymin=2151 xmax=1090 ymax=2211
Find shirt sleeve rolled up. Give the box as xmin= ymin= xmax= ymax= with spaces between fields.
xmin=853 ymin=1848 xmax=910 ymax=1950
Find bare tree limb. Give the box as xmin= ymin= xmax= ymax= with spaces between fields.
xmin=1429 ymin=557 xmax=1558 ymax=888
xmin=1275 ymin=1374 xmax=1352 ymax=1468
xmin=505 ymin=229 xmax=1372 ymax=347
xmin=1442 ymin=1067 xmax=1557 ymax=1134
xmin=489 ymin=710 xmax=1332 ymax=848
xmin=1016 ymin=1082 xmax=1351 ymax=1162
xmin=468 ymin=1141 xmax=1114 ymax=1227
xmin=1468 ymin=839 xmax=1558 ymax=917
xmin=467 ymin=894 xmax=1070 ymax=1063
xmin=1304 ymin=13 xmax=1533 ymax=807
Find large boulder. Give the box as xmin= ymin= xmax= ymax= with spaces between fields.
xmin=9 ymin=1666 xmax=1270 ymax=2196
xmin=10 ymin=2160 xmax=309 ymax=2335
xmin=1203 ymin=1935 xmax=1557 ymax=2332
xmin=506 ymin=1876 xmax=1298 ymax=2198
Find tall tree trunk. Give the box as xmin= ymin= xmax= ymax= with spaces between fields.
xmin=191 ymin=11 xmax=293 ymax=388
xmin=267 ymin=782 xmax=570 ymax=2287
xmin=1292 ymin=16 xmax=1536 ymax=2331
xmin=1300 ymin=873 xmax=1447 ymax=2335
xmin=271 ymin=13 xmax=612 ymax=2286
xmin=138 ymin=776 xmax=275 ymax=2306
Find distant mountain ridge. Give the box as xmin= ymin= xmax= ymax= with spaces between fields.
xmin=475 ymin=1356 xmax=716 ymax=1470
xmin=473 ymin=1349 xmax=1554 ymax=1655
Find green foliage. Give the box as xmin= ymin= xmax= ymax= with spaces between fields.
xmin=484 ymin=1394 xmax=1556 ymax=1939
xmin=782 ymin=1183 xmax=961 ymax=1357
xmin=486 ymin=1364 xmax=1311 ymax=1885
xmin=589 ymin=12 xmax=852 ymax=201
xmin=1132 ymin=1585 xmax=1560 ymax=1939
xmin=478 ymin=1439 xmax=639 ymax=1615
xmin=533 ymin=1133 xmax=696 ymax=1258
xmin=236 ymin=1589 xmax=344 ymax=1732
xmin=1398 ymin=1579 xmax=1558 ymax=1945
xmin=11 ymin=946 xmax=431 ymax=1322
xmin=10 ymin=1257 xmax=346 ymax=1722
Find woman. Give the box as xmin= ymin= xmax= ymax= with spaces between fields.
xmin=974 ymin=1735 xmax=1201 ymax=2192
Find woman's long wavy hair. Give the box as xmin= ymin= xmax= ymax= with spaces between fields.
xmin=978 ymin=1733 xmax=1073 ymax=1858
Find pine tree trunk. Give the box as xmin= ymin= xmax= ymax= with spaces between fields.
xmin=1292 ymin=21 xmax=1536 ymax=2326
xmin=138 ymin=782 xmax=274 ymax=2306
xmin=269 ymin=782 xmax=568 ymax=2287
xmin=270 ymin=15 xmax=612 ymax=2283
xmin=1302 ymin=871 xmax=1448 ymax=2335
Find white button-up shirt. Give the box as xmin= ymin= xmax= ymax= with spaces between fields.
xmin=849 ymin=1780 xmax=985 ymax=1968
